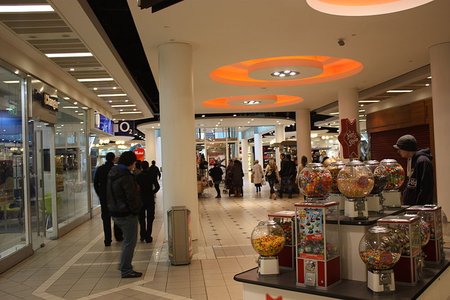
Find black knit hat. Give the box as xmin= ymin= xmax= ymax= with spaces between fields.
xmin=393 ymin=135 xmax=417 ymax=151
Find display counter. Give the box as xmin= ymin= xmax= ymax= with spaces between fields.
xmin=235 ymin=259 xmax=449 ymax=300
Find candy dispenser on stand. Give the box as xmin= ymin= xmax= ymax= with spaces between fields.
xmin=365 ymin=160 xmax=388 ymax=213
xmin=380 ymin=159 xmax=405 ymax=208
xmin=295 ymin=201 xmax=340 ymax=288
xmin=337 ymin=160 xmax=374 ymax=219
xmin=406 ymin=205 xmax=445 ymax=264
xmin=327 ymin=161 xmax=346 ymax=211
xmin=268 ymin=211 xmax=296 ymax=269
xmin=359 ymin=225 xmax=402 ymax=293
xmin=377 ymin=215 xmax=422 ymax=284
xmin=251 ymin=220 xmax=286 ymax=275
xmin=298 ymin=163 xmax=333 ymax=201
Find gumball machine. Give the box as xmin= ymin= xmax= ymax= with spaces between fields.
xmin=295 ymin=201 xmax=340 ymax=288
xmin=359 ymin=226 xmax=402 ymax=293
xmin=380 ymin=159 xmax=405 ymax=208
xmin=251 ymin=220 xmax=286 ymax=275
xmin=365 ymin=160 xmax=388 ymax=213
xmin=298 ymin=163 xmax=333 ymax=201
xmin=327 ymin=161 xmax=346 ymax=210
xmin=268 ymin=211 xmax=296 ymax=269
xmin=337 ymin=160 xmax=374 ymax=219
xmin=377 ymin=215 xmax=422 ymax=284
xmin=406 ymin=205 xmax=444 ymax=264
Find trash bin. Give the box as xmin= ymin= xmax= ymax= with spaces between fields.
xmin=167 ymin=206 xmax=192 ymax=265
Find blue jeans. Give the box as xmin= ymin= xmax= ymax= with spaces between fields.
xmin=112 ymin=215 xmax=138 ymax=275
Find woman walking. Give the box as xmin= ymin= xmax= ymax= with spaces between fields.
xmin=252 ymin=160 xmax=264 ymax=193
xmin=265 ymin=159 xmax=280 ymax=199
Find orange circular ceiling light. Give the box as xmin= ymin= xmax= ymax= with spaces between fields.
xmin=202 ymin=94 xmax=303 ymax=110
xmin=210 ymin=56 xmax=363 ymax=87
xmin=306 ymin=0 xmax=434 ymax=16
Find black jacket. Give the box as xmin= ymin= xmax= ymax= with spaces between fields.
xmin=136 ymin=169 xmax=160 ymax=207
xmin=107 ymin=164 xmax=142 ymax=217
xmin=403 ymin=148 xmax=434 ymax=205
xmin=209 ymin=166 xmax=223 ymax=182
xmin=93 ymin=161 xmax=114 ymax=203
xmin=280 ymin=159 xmax=297 ymax=179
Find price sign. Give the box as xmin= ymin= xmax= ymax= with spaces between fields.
xmin=338 ymin=118 xmax=360 ymax=159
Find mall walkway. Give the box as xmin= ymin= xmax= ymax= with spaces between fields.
xmin=0 ymin=179 xmax=302 ymax=300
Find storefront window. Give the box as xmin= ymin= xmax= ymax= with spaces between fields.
xmin=0 ymin=66 xmax=26 ymax=257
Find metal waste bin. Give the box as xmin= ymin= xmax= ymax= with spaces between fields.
xmin=167 ymin=206 xmax=192 ymax=265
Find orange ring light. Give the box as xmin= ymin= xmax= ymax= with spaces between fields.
xmin=210 ymin=56 xmax=363 ymax=87
xmin=202 ymin=94 xmax=303 ymax=110
xmin=306 ymin=0 xmax=434 ymax=16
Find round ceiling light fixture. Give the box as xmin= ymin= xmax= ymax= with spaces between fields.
xmin=202 ymin=94 xmax=303 ymax=110
xmin=210 ymin=56 xmax=362 ymax=87
xmin=271 ymin=70 xmax=299 ymax=78
xmin=306 ymin=0 xmax=434 ymax=16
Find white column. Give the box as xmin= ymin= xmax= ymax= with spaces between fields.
xmin=296 ymin=109 xmax=312 ymax=164
xmin=275 ymin=124 xmax=285 ymax=169
xmin=156 ymin=135 xmax=162 ymax=170
xmin=338 ymin=88 xmax=360 ymax=159
xmin=254 ymin=132 xmax=263 ymax=164
xmin=430 ymin=42 xmax=450 ymax=219
xmin=139 ymin=126 xmax=156 ymax=163
xmin=158 ymin=42 xmax=199 ymax=240
xmin=241 ymin=137 xmax=249 ymax=174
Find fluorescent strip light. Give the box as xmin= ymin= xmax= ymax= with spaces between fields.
xmin=78 ymin=78 xmax=113 ymax=82
xmin=97 ymin=94 xmax=127 ymax=97
xmin=46 ymin=52 xmax=92 ymax=58
xmin=3 ymin=80 xmax=19 ymax=84
xmin=111 ymin=104 xmax=136 ymax=108
xmin=329 ymin=112 xmax=339 ymax=115
xmin=119 ymin=111 xmax=142 ymax=114
xmin=62 ymin=106 xmax=79 ymax=109
xmin=0 ymin=5 xmax=54 ymax=12
xmin=386 ymin=89 xmax=413 ymax=93
xmin=358 ymin=100 xmax=380 ymax=103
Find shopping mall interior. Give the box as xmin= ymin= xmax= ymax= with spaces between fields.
xmin=0 ymin=0 xmax=449 ymax=299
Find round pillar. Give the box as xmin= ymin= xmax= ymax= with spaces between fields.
xmin=254 ymin=132 xmax=263 ymax=164
xmin=296 ymin=109 xmax=312 ymax=164
xmin=241 ymin=137 xmax=249 ymax=174
xmin=275 ymin=124 xmax=285 ymax=169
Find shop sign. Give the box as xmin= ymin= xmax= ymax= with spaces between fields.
xmin=338 ymin=118 xmax=360 ymax=159
xmin=114 ymin=120 xmax=135 ymax=137
xmin=32 ymin=89 xmax=59 ymax=112
xmin=133 ymin=147 xmax=145 ymax=161
xmin=94 ymin=113 xmax=114 ymax=135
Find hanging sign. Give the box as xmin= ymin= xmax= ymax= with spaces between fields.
xmin=114 ymin=120 xmax=135 ymax=137
xmin=338 ymin=118 xmax=360 ymax=159
xmin=133 ymin=147 xmax=145 ymax=161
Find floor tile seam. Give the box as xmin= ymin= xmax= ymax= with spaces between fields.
xmin=144 ymin=223 xmax=167 ymax=282
xmin=32 ymin=232 xmax=104 ymax=298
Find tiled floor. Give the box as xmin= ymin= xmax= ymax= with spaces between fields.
xmin=0 ymin=179 xmax=449 ymax=300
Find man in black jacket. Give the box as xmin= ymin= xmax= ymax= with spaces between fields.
xmin=394 ymin=134 xmax=434 ymax=205
xmin=136 ymin=161 xmax=160 ymax=243
xmin=209 ymin=162 xmax=223 ymax=198
xmin=107 ymin=151 xmax=143 ymax=278
xmin=94 ymin=152 xmax=122 ymax=246
xmin=279 ymin=154 xmax=297 ymax=199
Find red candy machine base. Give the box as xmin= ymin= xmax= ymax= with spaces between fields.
xmin=423 ymin=239 xmax=445 ymax=264
xmin=394 ymin=256 xmax=422 ymax=284
xmin=297 ymin=256 xmax=340 ymax=288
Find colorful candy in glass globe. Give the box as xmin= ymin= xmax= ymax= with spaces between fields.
xmin=418 ymin=217 xmax=431 ymax=246
xmin=359 ymin=226 xmax=402 ymax=271
xmin=337 ymin=160 xmax=375 ymax=198
xmin=380 ymin=159 xmax=405 ymax=190
xmin=327 ymin=161 xmax=345 ymax=194
xmin=251 ymin=220 xmax=286 ymax=257
xmin=298 ymin=163 xmax=333 ymax=199
xmin=365 ymin=160 xmax=388 ymax=194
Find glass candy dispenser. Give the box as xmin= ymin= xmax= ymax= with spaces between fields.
xmin=295 ymin=201 xmax=340 ymax=288
xmin=406 ymin=205 xmax=444 ymax=264
xmin=327 ymin=161 xmax=346 ymax=210
xmin=380 ymin=159 xmax=405 ymax=208
xmin=298 ymin=163 xmax=333 ymax=201
xmin=359 ymin=226 xmax=402 ymax=293
xmin=377 ymin=215 xmax=422 ymax=284
xmin=251 ymin=220 xmax=286 ymax=275
xmin=337 ymin=160 xmax=374 ymax=219
xmin=268 ymin=211 xmax=296 ymax=269
xmin=365 ymin=160 xmax=388 ymax=213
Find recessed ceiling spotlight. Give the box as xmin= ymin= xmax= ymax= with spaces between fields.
xmin=201 ymin=114 xmax=206 ymax=117
xmin=233 ymin=114 xmax=237 ymax=117
xmin=69 ymin=68 xmax=75 ymax=71
xmin=271 ymin=70 xmax=299 ymax=78
xmin=243 ymin=100 xmax=261 ymax=105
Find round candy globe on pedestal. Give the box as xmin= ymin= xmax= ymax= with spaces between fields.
xmin=327 ymin=161 xmax=345 ymax=194
xmin=365 ymin=160 xmax=388 ymax=195
xmin=337 ymin=160 xmax=374 ymax=198
xmin=298 ymin=163 xmax=333 ymax=200
xmin=380 ymin=159 xmax=405 ymax=190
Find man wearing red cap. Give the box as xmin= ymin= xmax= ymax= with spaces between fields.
xmin=394 ymin=134 xmax=434 ymax=205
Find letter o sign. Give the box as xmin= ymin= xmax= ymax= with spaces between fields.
xmin=119 ymin=122 xmax=130 ymax=133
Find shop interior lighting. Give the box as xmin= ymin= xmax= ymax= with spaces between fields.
xmin=78 ymin=78 xmax=113 ymax=82
xmin=0 ymin=5 xmax=54 ymax=12
xmin=119 ymin=111 xmax=142 ymax=114
xmin=271 ymin=70 xmax=299 ymax=78
xmin=386 ymin=89 xmax=413 ymax=93
xmin=46 ymin=52 xmax=93 ymax=58
xmin=329 ymin=112 xmax=339 ymax=115
xmin=243 ymin=100 xmax=261 ymax=105
xmin=111 ymin=104 xmax=136 ymax=108
xmin=97 ymin=93 xmax=127 ymax=97
xmin=358 ymin=100 xmax=380 ymax=103
xmin=62 ymin=106 xmax=79 ymax=109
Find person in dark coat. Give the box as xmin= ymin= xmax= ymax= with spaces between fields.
xmin=394 ymin=134 xmax=434 ymax=205
xmin=231 ymin=159 xmax=244 ymax=197
xmin=225 ymin=160 xmax=235 ymax=196
xmin=209 ymin=162 xmax=223 ymax=198
xmin=94 ymin=152 xmax=122 ymax=246
xmin=149 ymin=160 xmax=161 ymax=180
xmin=107 ymin=151 xmax=143 ymax=278
xmin=136 ymin=161 xmax=160 ymax=243
xmin=279 ymin=153 xmax=297 ymax=198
